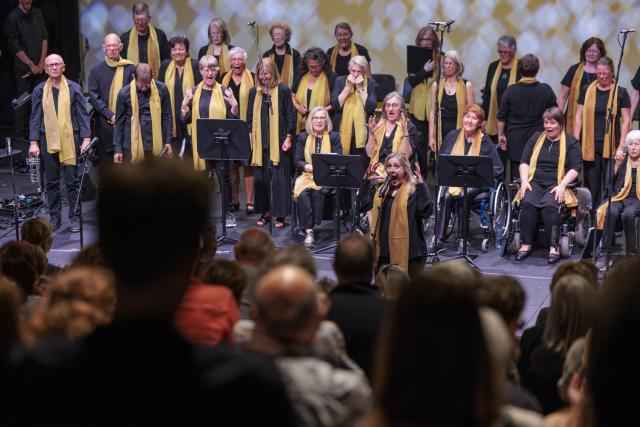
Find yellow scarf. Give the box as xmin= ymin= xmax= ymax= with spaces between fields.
xmin=448 ymin=130 xmax=483 ymax=196
xmin=270 ymin=47 xmax=294 ymax=88
xmin=596 ymin=157 xmax=640 ymax=229
xmin=330 ymin=43 xmax=358 ymax=72
xmin=436 ymin=78 xmax=466 ymax=148
xmin=369 ymin=120 xmax=404 ymax=176
xmin=191 ymin=82 xmax=227 ymax=171
xmin=251 ymin=85 xmax=280 ymax=166
xmin=105 ymin=56 xmax=134 ymax=113
xmin=127 ymin=25 xmax=161 ymax=78
xmin=566 ymin=62 xmax=585 ymax=137
xmin=43 ymin=76 xmax=76 ymax=166
xmin=293 ymin=133 xmax=331 ymax=199
xmin=581 ymin=81 xmax=618 ymax=161
xmin=130 ymin=79 xmax=163 ymax=163
xmin=371 ymin=180 xmax=412 ymax=271
xmin=164 ymin=59 xmax=195 ymax=138
xmin=339 ymin=77 xmax=368 ymax=154
xmin=486 ymin=58 xmax=518 ymax=135
xmin=206 ymin=43 xmax=229 ymax=75
xmin=514 ymin=131 xmax=576 ymax=207
xmin=294 ymin=72 xmax=330 ymax=133
xmin=222 ymin=69 xmax=254 ymax=121
xmin=408 ymin=55 xmax=440 ymax=122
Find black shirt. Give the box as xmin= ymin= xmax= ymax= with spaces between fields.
xmin=520 ymin=133 xmax=583 ymax=186
xmin=3 ymin=5 xmax=48 ymax=71
xmin=326 ymin=43 xmax=372 ymax=76
xmin=629 ymin=167 xmax=637 ymax=199
xmin=52 ymin=87 xmax=59 ymax=113
xmin=577 ymin=85 xmax=631 ymax=148
xmin=120 ymin=27 xmax=171 ymax=65
xmin=198 ymin=89 xmax=214 ymax=118
xmin=561 ymin=63 xmax=596 ymax=91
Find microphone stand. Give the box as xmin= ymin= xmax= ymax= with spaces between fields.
xmin=426 ymin=20 xmax=453 ymax=264
xmin=601 ymin=30 xmax=632 ymax=274
xmin=5 ymin=138 xmax=20 ymax=241
xmin=249 ymin=21 xmax=275 ymax=235
xmin=72 ymin=138 xmax=97 ymax=249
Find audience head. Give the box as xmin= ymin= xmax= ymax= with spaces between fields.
xmin=102 ymin=33 xmax=123 ymax=61
xmin=97 ymin=160 xmax=210 ymax=317
xmin=518 ymin=53 xmax=540 ymax=77
xmin=70 ymin=243 xmax=107 ymax=268
xmin=0 ymin=276 xmax=20 ymax=362
xmin=197 ymin=259 xmax=247 ymax=303
xmin=333 ymin=234 xmax=374 ymax=285
xmin=580 ymin=37 xmax=606 ymax=63
xmin=234 ymin=227 xmax=275 ymax=265
xmin=443 ymin=50 xmax=464 ymax=78
xmin=268 ymin=20 xmax=292 ymax=47
xmin=543 ymin=274 xmax=596 ymax=354
xmin=477 ymin=274 xmax=525 ymax=337
xmin=262 ymin=246 xmax=317 ymax=279
xmin=21 ymin=217 xmax=53 ymax=253
xmin=375 ymin=264 xmax=410 ymax=300
xmin=374 ymin=272 xmax=499 ymax=427
xmin=24 ymin=267 xmax=116 ymax=345
xmin=254 ymin=265 xmax=319 ymax=346
xmin=306 ymin=106 xmax=332 ymax=136
xmin=197 ymin=220 xmax=217 ymax=263
xmin=300 ymin=47 xmax=331 ymax=77
xmin=131 ymin=2 xmax=151 ymax=35
xmin=0 ymin=241 xmax=40 ymax=300
xmin=207 ymin=17 xmax=230 ymax=45
xmin=550 ymin=260 xmax=598 ymax=293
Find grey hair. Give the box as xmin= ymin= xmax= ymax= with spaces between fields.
xmin=625 ymin=129 xmax=640 ymax=147
xmin=132 ymin=2 xmax=150 ymax=15
xmin=348 ymin=55 xmax=368 ymax=71
xmin=497 ymin=35 xmax=517 ymax=52
xmin=199 ymin=55 xmax=219 ymax=71
xmin=381 ymin=91 xmax=407 ymax=120
xmin=444 ymin=50 xmax=465 ymax=78
xmin=305 ymin=106 xmax=333 ymax=135
xmin=228 ymin=46 xmax=247 ymax=62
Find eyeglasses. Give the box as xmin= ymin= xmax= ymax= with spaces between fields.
xmin=46 ymin=63 xmax=64 ymax=68
xmin=312 ymin=116 xmax=327 ymax=121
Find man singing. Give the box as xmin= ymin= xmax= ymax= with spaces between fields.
xmin=29 ymin=54 xmax=91 ymax=232
xmin=88 ymin=33 xmax=135 ymax=164
xmin=113 ymin=63 xmax=172 ymax=163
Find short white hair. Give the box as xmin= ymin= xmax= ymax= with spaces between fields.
xmin=625 ymin=129 xmax=640 ymax=146
xmin=348 ymin=55 xmax=368 ymax=71
xmin=228 ymin=46 xmax=247 ymax=62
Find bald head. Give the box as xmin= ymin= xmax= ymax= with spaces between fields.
xmin=103 ymin=33 xmax=123 ymax=60
xmin=254 ymin=265 xmax=319 ymax=345
xmin=44 ymin=54 xmax=65 ymax=80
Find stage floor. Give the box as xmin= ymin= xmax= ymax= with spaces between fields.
xmin=0 ymin=158 xmax=588 ymax=331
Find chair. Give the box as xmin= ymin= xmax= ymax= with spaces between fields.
xmin=371 ymin=74 xmax=397 ymax=112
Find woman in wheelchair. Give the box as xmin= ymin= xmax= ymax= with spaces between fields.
xmin=435 ymin=104 xmax=503 ymax=244
xmin=515 ymin=107 xmax=582 ymax=263
xmin=595 ymin=130 xmax=640 ymax=270
xmin=293 ymin=106 xmax=342 ymax=248
xmin=369 ymin=152 xmax=433 ymax=277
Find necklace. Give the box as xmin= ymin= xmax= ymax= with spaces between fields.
xmin=444 ymin=80 xmax=457 ymax=95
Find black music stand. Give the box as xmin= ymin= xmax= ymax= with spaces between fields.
xmin=438 ymin=154 xmax=493 ymax=269
xmin=197 ymin=118 xmax=250 ymax=245
xmin=310 ymin=153 xmax=363 ymax=253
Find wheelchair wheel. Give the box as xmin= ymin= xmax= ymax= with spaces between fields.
xmin=574 ymin=211 xmax=591 ymax=247
xmin=492 ymin=181 xmax=511 ymax=242
xmin=559 ymin=235 xmax=573 ymax=257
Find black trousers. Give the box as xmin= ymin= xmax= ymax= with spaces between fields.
xmin=410 ymin=116 xmax=429 ymax=181
xmin=584 ymin=152 xmax=609 ymax=209
xmin=40 ymin=138 xmax=80 ymax=220
xmin=601 ymin=198 xmax=640 ymax=255
xmin=519 ymin=202 xmax=558 ymax=246
xmin=436 ymin=187 xmax=484 ymax=240
xmin=94 ymin=118 xmax=115 ymax=167
xmin=13 ymin=71 xmax=45 ymax=139
xmin=211 ymin=160 xmax=233 ymax=213
xmin=297 ymin=189 xmax=325 ymax=230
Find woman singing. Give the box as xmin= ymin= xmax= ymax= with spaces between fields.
xmin=515 ymin=107 xmax=582 ymax=264
xmin=292 ymin=47 xmax=335 ymax=133
xmin=247 ymin=57 xmax=296 ymax=228
xmin=370 ymin=152 xmax=433 ymax=278
xmin=293 ymin=107 xmax=341 ymax=248
xmin=262 ymin=21 xmax=301 ymax=88
xmin=197 ymin=17 xmax=233 ymax=79
xmin=429 ymin=50 xmax=475 ymax=152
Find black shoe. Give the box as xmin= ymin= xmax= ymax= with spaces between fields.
xmin=232 ymin=202 xmax=240 ymax=212
xmin=548 ymin=252 xmax=561 ymax=264
xmin=70 ymin=217 xmax=80 ymax=233
xmin=50 ymin=217 xmax=61 ymax=232
xmin=595 ymin=253 xmax=611 ymax=271
xmin=515 ymin=248 xmax=533 ymax=261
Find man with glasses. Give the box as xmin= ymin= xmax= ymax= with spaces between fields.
xmin=29 ymin=54 xmax=91 ymax=232
xmin=120 ymin=2 xmax=170 ymax=79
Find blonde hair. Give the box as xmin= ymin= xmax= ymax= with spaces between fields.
xmin=256 ymin=57 xmax=279 ymax=89
xmin=384 ymin=152 xmax=415 ymax=192
xmin=199 ymin=54 xmax=219 ymax=71
xmin=207 ymin=17 xmax=230 ymax=45
xmin=305 ymin=106 xmax=332 ymax=135
xmin=376 ymin=264 xmax=410 ymax=300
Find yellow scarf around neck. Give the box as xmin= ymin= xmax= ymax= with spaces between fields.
xmin=130 ymin=79 xmax=163 ymax=163
xmin=127 ymin=25 xmax=161 ymax=78
xmin=43 ymin=76 xmax=76 ymax=166
xmin=339 ymin=77 xmax=368 ymax=154
xmin=191 ymin=82 xmax=227 ymax=171
xmin=566 ymin=62 xmax=585 ymax=137
xmin=581 ymin=80 xmax=618 ymax=161
xmin=270 ymin=46 xmax=294 ymax=88
xmin=486 ymin=58 xmax=518 ymax=135
xmin=294 ymin=72 xmax=330 ymax=133
xmin=448 ymin=130 xmax=483 ymax=196
xmin=222 ymin=69 xmax=254 ymax=121
xmin=105 ymin=56 xmax=134 ymax=113
xmin=251 ymin=85 xmax=280 ymax=166
xmin=330 ymin=42 xmax=358 ymax=72
xmin=206 ymin=43 xmax=229 ymax=75
xmin=369 ymin=120 xmax=404 ymax=176
xmin=164 ymin=59 xmax=195 ymax=138
xmin=293 ymin=132 xmax=331 ymax=199
xmin=371 ymin=180 xmax=412 ymax=271
xmin=409 ymin=56 xmax=440 ymax=122
xmin=514 ymin=131 xmax=576 ymax=207
xmin=436 ymin=78 xmax=466 ymax=148
xmin=596 ymin=156 xmax=640 ymax=229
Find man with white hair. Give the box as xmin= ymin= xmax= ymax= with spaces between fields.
xmin=595 ymin=129 xmax=640 ymax=270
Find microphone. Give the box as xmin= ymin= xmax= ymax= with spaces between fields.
xmin=620 ymin=28 xmax=636 ymax=33
xmin=378 ymin=175 xmax=393 ymax=198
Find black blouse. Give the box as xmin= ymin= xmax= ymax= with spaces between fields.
xmin=577 ymin=86 xmax=630 ymax=144
xmin=520 ymin=132 xmax=582 ymax=187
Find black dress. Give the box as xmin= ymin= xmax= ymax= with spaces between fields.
xmin=440 ymin=91 xmax=458 ymax=142
xmin=497 ymin=81 xmax=557 ymax=162
xmin=247 ymin=83 xmax=296 ymax=218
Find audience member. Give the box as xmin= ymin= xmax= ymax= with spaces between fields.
xmin=195 ymin=220 xmax=217 ymax=271
xmin=21 ymin=217 xmax=59 ymax=274
xmin=197 ymin=259 xmax=247 ymax=303
xmin=249 ymin=265 xmax=371 ymax=427
xmin=70 ymin=243 xmax=107 ymax=268
xmin=0 ymin=276 xmax=21 ymax=364
xmin=0 ymin=241 xmax=42 ymax=318
xmin=375 ymin=264 xmax=410 ymax=300
xmin=327 ymin=234 xmax=388 ymax=379
xmin=234 ymin=227 xmax=275 ymax=317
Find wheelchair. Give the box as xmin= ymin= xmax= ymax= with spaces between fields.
xmin=501 ymin=181 xmax=592 ymax=258
xmin=430 ymin=180 xmax=511 ymax=253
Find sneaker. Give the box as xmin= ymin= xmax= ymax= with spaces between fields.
xmin=225 ymin=212 xmax=237 ymax=228
xmin=595 ymin=253 xmax=611 ymax=271
xmin=70 ymin=217 xmax=80 ymax=233
xmin=303 ymin=231 xmax=315 ymax=248
xmin=50 ymin=216 xmax=61 ymax=232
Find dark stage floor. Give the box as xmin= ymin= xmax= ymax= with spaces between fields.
xmin=0 ymin=155 xmax=596 ymax=330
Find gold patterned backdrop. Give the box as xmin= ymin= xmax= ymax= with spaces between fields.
xmin=80 ymin=0 xmax=640 ymax=97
